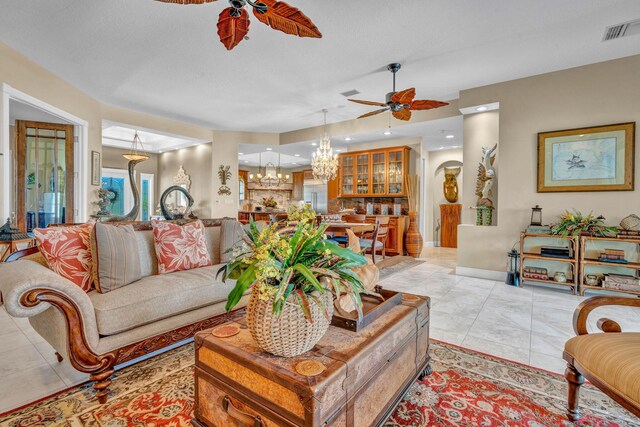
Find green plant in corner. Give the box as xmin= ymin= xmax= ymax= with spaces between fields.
xmin=218 ymin=214 xmax=368 ymax=323
xmin=551 ymin=209 xmax=618 ymax=237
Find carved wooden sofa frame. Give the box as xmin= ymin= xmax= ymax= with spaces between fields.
xmin=563 ymin=296 xmax=640 ymax=421
xmin=3 ymin=218 xmax=242 ymax=404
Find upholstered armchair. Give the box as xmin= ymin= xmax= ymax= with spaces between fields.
xmin=563 ymin=296 xmax=640 ymax=421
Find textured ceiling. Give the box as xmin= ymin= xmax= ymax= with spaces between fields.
xmin=1 ymin=0 xmax=639 ymax=132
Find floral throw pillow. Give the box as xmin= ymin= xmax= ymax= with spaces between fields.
xmin=152 ymin=220 xmax=212 ymax=274
xmin=33 ymin=223 xmax=94 ymax=292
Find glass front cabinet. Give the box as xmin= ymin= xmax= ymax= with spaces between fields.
xmin=337 ymin=146 xmax=411 ymax=197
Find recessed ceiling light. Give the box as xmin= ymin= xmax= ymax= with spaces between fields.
xmin=292 ymin=162 xmax=298 ymax=165
xmin=344 ymin=137 xmax=352 ymax=141
xmin=579 ymin=134 xmax=584 ymax=137
xmin=266 ymin=147 xmax=273 ymax=151
xmin=383 ymin=130 xmax=392 ymax=136
xmin=439 ymin=146 xmax=445 ymax=150
xmin=294 ymin=154 xmax=300 ymax=157
xmin=311 ymin=143 xmax=317 ymax=146
xmin=445 ymin=134 xmax=454 ymax=139
xmin=336 ymin=149 xmax=344 ymax=152
xmin=239 ymin=152 xmax=244 ymax=155
xmin=476 ymin=106 xmax=488 ymax=112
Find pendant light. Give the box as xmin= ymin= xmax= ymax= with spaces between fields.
xmin=311 ymin=109 xmax=339 ymax=183
xmin=122 ymin=131 xmax=150 ymax=162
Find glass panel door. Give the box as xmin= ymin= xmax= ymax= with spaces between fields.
xmin=101 ymin=168 xmax=133 ymax=217
xmin=356 ymin=154 xmax=369 ymax=194
xmin=340 ymin=155 xmax=354 ymax=195
xmin=371 ymin=152 xmax=386 ymax=195
xmin=388 ymin=150 xmax=403 ymax=194
xmin=17 ymin=121 xmax=74 ymax=231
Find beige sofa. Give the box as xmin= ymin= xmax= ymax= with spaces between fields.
xmin=0 ymin=218 xmax=246 ymax=403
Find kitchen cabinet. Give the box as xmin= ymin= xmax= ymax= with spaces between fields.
xmin=338 ymin=146 xmax=411 ymax=197
xmin=292 ymin=171 xmax=304 ymax=201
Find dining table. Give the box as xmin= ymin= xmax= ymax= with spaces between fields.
xmin=323 ymin=221 xmax=374 ymax=235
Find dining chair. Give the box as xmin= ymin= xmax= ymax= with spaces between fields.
xmin=332 ymin=214 xmax=367 ymax=246
xmin=359 ymin=216 xmax=390 ymax=264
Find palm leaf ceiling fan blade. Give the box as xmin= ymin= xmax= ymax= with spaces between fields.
xmin=392 ymin=109 xmax=412 ymax=121
xmin=410 ymin=100 xmax=450 ymax=110
xmin=391 ymin=88 xmax=416 ymax=105
xmin=155 ymin=0 xmax=218 ymax=4
xmin=217 ymin=7 xmax=250 ymax=50
xmin=357 ymin=108 xmax=389 ymax=119
xmin=348 ymin=99 xmax=386 ymax=107
xmin=253 ymin=0 xmax=322 ymax=38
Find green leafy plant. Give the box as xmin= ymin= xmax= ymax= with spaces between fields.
xmin=551 ymin=210 xmax=618 ymax=237
xmin=218 ymin=215 xmax=368 ymax=323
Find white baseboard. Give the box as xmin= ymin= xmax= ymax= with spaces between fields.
xmin=455 ymin=266 xmax=507 ymax=282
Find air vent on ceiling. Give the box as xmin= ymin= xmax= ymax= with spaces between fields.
xmin=340 ymin=89 xmax=360 ymax=97
xmin=603 ymin=18 xmax=640 ymax=41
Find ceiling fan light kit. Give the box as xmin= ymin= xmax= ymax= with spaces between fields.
xmin=157 ymin=0 xmax=321 ymax=50
xmin=349 ymin=63 xmax=449 ymax=121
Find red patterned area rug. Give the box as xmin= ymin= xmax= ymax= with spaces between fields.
xmin=0 ymin=341 xmax=636 ymax=427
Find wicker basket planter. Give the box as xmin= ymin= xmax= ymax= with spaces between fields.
xmin=246 ymin=289 xmax=334 ymax=357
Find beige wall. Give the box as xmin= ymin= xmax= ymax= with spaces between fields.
xmin=457 ymin=55 xmax=640 ymax=274
xmin=159 ymin=144 xmax=213 ymax=218
xmin=425 ymin=148 xmax=463 ymax=243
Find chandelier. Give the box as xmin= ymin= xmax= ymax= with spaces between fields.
xmin=122 ymin=131 xmax=149 ymax=162
xmin=311 ymin=109 xmax=339 ymax=183
xmin=249 ymin=152 xmax=290 ymax=187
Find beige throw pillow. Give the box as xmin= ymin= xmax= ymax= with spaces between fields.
xmin=92 ymin=223 xmax=142 ymax=293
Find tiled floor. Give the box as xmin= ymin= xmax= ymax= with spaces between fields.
xmin=1 ymin=247 xmax=640 ymax=413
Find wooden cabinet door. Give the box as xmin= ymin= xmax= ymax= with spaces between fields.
xmin=371 ymin=151 xmax=387 ymax=195
xmin=292 ymin=171 xmax=304 ymax=200
xmin=387 ymin=149 xmax=405 ymax=196
xmin=355 ymin=153 xmax=370 ymax=195
xmin=386 ymin=217 xmax=398 ymax=253
xmin=339 ymin=155 xmax=355 ymax=196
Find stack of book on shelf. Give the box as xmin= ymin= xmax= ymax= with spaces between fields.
xmin=599 ymin=248 xmax=628 ymax=264
xmin=617 ymin=230 xmax=640 ymax=239
xmin=603 ymin=273 xmax=640 ymax=292
xmin=522 ymin=267 xmax=548 ymax=280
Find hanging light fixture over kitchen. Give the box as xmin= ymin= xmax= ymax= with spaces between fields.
xmin=249 ymin=151 xmax=290 ymax=187
xmin=311 ymin=109 xmax=339 ymax=183
xmin=122 ymin=131 xmax=150 ymax=162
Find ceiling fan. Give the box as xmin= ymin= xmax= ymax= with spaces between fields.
xmin=156 ymin=0 xmax=321 ymax=51
xmin=349 ymin=63 xmax=449 ymax=121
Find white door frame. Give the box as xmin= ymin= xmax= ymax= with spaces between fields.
xmin=102 ymin=168 xmax=134 ymax=215
xmin=1 ymin=83 xmax=89 ymax=222
xmin=140 ymin=172 xmax=154 ymax=221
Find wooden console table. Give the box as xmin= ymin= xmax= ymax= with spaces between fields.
xmin=193 ymin=294 xmax=430 ymax=427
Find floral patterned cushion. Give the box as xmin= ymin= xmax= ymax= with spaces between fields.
xmin=33 ymin=223 xmax=94 ymax=292
xmin=152 ymin=220 xmax=212 ymax=274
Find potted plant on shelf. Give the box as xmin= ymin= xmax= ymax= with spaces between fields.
xmin=551 ymin=210 xmax=619 ymax=237
xmin=218 ymin=212 xmax=368 ymax=357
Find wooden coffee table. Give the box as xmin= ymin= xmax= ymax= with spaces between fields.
xmin=192 ymin=293 xmax=430 ymax=427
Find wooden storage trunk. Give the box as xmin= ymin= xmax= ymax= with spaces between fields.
xmin=192 ymin=294 xmax=430 ymax=427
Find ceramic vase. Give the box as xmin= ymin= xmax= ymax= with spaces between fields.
xmin=405 ymin=211 xmax=423 ymax=258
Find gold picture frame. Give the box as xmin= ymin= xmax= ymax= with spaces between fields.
xmin=537 ymin=122 xmax=635 ymax=192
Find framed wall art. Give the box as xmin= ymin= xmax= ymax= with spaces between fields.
xmin=91 ymin=151 xmax=101 ymax=186
xmin=537 ymin=122 xmax=635 ymax=192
